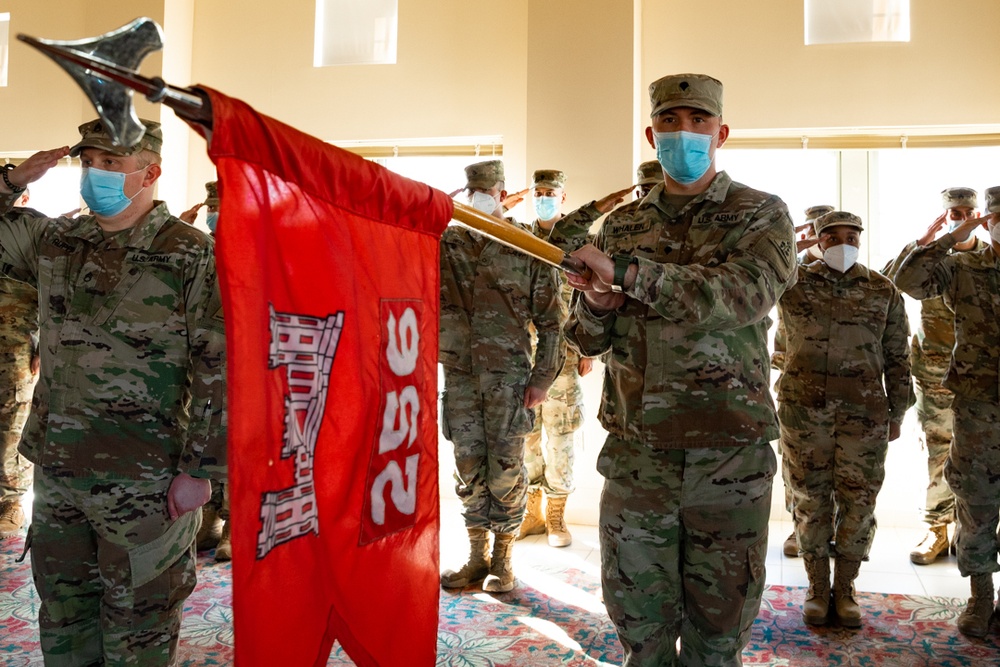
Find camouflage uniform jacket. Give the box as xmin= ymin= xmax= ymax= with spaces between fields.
xmin=772 ymin=261 xmax=913 ymax=426
xmin=564 ymin=172 xmax=797 ymax=449
xmin=0 ymin=199 xmax=226 ymax=481
xmin=531 ymin=219 xmax=580 ymax=370
xmin=881 ymin=239 xmax=988 ymax=385
xmin=0 ymin=276 xmax=38 ymax=353
xmin=893 ymin=234 xmax=1000 ymax=404
xmin=440 ymin=224 xmax=565 ymax=390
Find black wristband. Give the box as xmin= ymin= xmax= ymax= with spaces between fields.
xmin=2 ymin=164 xmax=25 ymax=194
xmin=611 ymin=254 xmax=634 ymax=293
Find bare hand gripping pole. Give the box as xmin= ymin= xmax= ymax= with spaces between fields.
xmin=18 ymin=18 xmax=586 ymax=275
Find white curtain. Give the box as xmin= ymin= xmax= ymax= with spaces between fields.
xmin=805 ymin=0 xmax=910 ymax=45
xmin=314 ymin=0 xmax=398 ymax=66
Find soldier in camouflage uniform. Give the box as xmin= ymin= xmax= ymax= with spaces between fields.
xmin=562 ymin=74 xmax=797 ymax=666
xmin=777 ymin=204 xmax=834 ymax=559
xmin=774 ymin=211 xmax=912 ymax=627
xmin=0 ymin=119 xmax=226 ymax=665
xmin=882 ymin=187 xmax=986 ymax=566
xmin=0 ymin=188 xmax=39 ymax=540
xmin=636 ymin=161 xmax=662 ymax=199
xmin=892 ymin=186 xmax=1000 ymax=638
xmin=517 ymin=169 xmax=592 ymax=548
xmin=439 ymin=159 xmax=565 ymax=593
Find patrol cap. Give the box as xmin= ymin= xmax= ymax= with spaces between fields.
xmin=986 ymin=186 xmax=1000 ymax=214
xmin=636 ymin=160 xmax=662 ymax=186
xmin=465 ymin=160 xmax=504 ymax=190
xmin=941 ymin=187 xmax=978 ymax=211
xmin=805 ymin=205 xmax=835 ymax=221
xmin=814 ymin=211 xmax=864 ymax=235
xmin=69 ymin=118 xmax=163 ymax=157
xmin=205 ymin=181 xmax=219 ymax=207
xmin=649 ymin=73 xmax=723 ymax=118
xmin=532 ymin=169 xmax=566 ymax=190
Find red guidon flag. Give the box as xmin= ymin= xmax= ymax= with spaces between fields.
xmin=199 ymin=88 xmax=451 ymax=666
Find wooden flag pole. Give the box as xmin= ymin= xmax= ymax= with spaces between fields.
xmin=451 ymin=201 xmax=588 ymax=276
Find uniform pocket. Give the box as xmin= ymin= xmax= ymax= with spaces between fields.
xmin=738 ymin=535 xmax=769 ymax=634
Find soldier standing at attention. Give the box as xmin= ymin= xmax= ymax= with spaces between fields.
xmin=881 ymin=187 xmax=986 ymax=566
xmin=517 ymin=169 xmax=592 ymax=548
xmin=774 ymin=211 xmax=912 ymax=628
xmin=0 ymin=187 xmax=39 ymax=539
xmin=636 ymin=161 xmax=662 ymax=199
xmin=439 ymin=160 xmax=565 ymax=593
xmin=0 ymin=119 xmax=227 ymax=665
xmin=564 ymin=74 xmax=797 ymax=665
xmin=893 ymin=187 xmax=1000 ymax=638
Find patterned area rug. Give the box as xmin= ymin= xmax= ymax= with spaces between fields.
xmin=3 ymin=535 xmax=1000 ymax=666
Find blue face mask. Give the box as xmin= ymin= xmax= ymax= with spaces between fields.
xmin=653 ymin=130 xmax=715 ymax=186
xmin=533 ymin=195 xmax=560 ymax=221
xmin=80 ymin=167 xmax=144 ymax=217
xmin=206 ymin=212 xmax=219 ymax=233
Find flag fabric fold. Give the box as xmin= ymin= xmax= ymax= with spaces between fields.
xmin=200 ymin=87 xmax=452 ymax=667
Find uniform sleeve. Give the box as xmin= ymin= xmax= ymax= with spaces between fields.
xmin=177 ymin=244 xmax=228 ymax=481
xmin=625 ymin=198 xmax=798 ymax=330
xmin=0 ymin=206 xmax=50 ymax=287
xmin=883 ymin=285 xmax=914 ymax=427
xmin=771 ymin=305 xmax=787 ymax=372
xmin=528 ymin=262 xmax=567 ymax=392
xmin=879 ymin=240 xmax=918 ymax=282
xmin=891 ymin=235 xmax=959 ymax=300
xmin=546 ymin=202 xmax=602 ymax=253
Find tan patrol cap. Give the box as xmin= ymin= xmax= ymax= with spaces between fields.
xmin=465 ymin=160 xmax=504 ymax=190
xmin=532 ymin=169 xmax=566 ymax=190
xmin=985 ymin=186 xmax=1000 ymax=214
xmin=649 ymin=73 xmax=723 ymax=118
xmin=69 ymin=118 xmax=163 ymax=157
xmin=805 ymin=205 xmax=835 ymax=221
xmin=941 ymin=187 xmax=978 ymax=210
xmin=636 ymin=161 xmax=662 ymax=187
xmin=205 ymin=181 xmax=219 ymax=207
xmin=815 ymin=211 xmax=864 ymax=235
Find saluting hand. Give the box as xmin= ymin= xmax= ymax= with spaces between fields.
xmin=179 ymin=202 xmax=204 ymax=224
xmin=503 ymin=188 xmax=530 ymax=211
xmin=916 ymin=213 xmax=949 ymax=247
xmin=948 ymin=213 xmax=989 ymax=245
xmin=4 ymin=147 xmax=71 ymax=193
xmin=797 ymin=237 xmax=820 ymax=254
xmin=594 ymin=185 xmax=638 ymax=214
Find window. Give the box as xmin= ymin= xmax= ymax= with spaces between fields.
xmin=805 ymin=0 xmax=910 ymax=45
xmin=0 ymin=13 xmax=10 ymax=87
xmin=314 ymin=0 xmax=398 ymax=66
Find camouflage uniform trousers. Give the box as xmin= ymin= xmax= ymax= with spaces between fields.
xmin=30 ymin=467 xmax=201 ymax=666
xmin=441 ymin=369 xmax=535 ymax=534
xmin=597 ymin=435 xmax=775 ymax=667
xmin=946 ymin=396 xmax=1000 ymax=577
xmin=914 ymin=378 xmax=956 ymax=526
xmin=0 ymin=347 xmax=36 ymax=503
xmin=779 ymin=401 xmax=889 ymax=560
xmin=524 ymin=357 xmax=584 ymax=497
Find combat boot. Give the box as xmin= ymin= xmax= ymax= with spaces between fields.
xmin=0 ymin=498 xmax=25 ymax=539
xmin=483 ymin=533 xmax=516 ymax=593
xmin=910 ymin=524 xmax=949 ymax=565
xmin=197 ymin=505 xmax=223 ymax=551
xmin=545 ymin=495 xmax=572 ymax=548
xmin=783 ymin=531 xmax=799 ymax=558
xmin=833 ymin=557 xmax=863 ymax=628
xmin=441 ymin=529 xmax=490 ymax=589
xmin=957 ymin=573 xmax=994 ymax=638
xmin=802 ymin=555 xmax=831 ymax=626
xmin=517 ymin=489 xmax=546 ymax=540
xmin=214 ymin=521 xmax=232 ymax=562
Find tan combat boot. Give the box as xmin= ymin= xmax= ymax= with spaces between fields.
xmin=196 ymin=505 xmax=223 ymax=551
xmin=0 ymin=498 xmax=25 ymax=539
xmin=483 ymin=533 xmax=516 ymax=593
xmin=957 ymin=573 xmax=994 ymax=638
xmin=545 ymin=495 xmax=572 ymax=548
xmin=214 ymin=521 xmax=232 ymax=562
xmin=441 ymin=529 xmax=491 ymax=589
xmin=833 ymin=557 xmax=863 ymax=628
xmin=783 ymin=531 xmax=799 ymax=558
xmin=910 ymin=524 xmax=949 ymax=565
xmin=802 ymin=555 xmax=831 ymax=625
xmin=517 ymin=489 xmax=546 ymax=540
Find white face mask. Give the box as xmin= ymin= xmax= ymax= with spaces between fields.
xmin=990 ymin=222 xmax=1000 ymax=245
xmin=470 ymin=191 xmax=499 ymax=216
xmin=823 ymin=244 xmax=859 ymax=273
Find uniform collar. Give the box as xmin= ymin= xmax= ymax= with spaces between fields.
xmin=805 ymin=259 xmax=871 ymax=283
xmin=66 ymin=201 xmax=173 ymax=250
xmin=641 ymin=171 xmax=733 ymax=216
